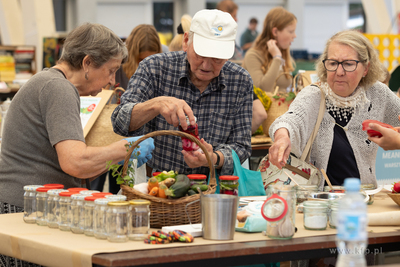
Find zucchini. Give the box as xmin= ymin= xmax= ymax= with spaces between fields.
xmin=187 ymin=189 xmax=197 ymax=196
xmin=165 ymin=174 xmax=190 ymax=198
xmin=191 ymin=184 xmax=208 ymax=193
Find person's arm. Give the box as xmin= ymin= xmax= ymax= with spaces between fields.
xmin=268 ymin=128 xmax=291 ymax=169
xmin=55 ymin=139 xmax=128 ymax=179
xmin=252 ymin=99 xmax=268 ymax=134
xmin=242 ymin=49 xmax=283 ymax=93
xmin=369 ymin=119 xmax=400 ymax=151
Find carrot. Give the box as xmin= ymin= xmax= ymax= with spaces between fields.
xmin=149 ymin=187 xmax=159 ymax=197
xmin=148 ymin=177 xmax=159 ymax=191
xmin=158 ymin=184 xmax=168 ymax=199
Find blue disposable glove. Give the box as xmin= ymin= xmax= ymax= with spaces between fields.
xmin=119 ymin=136 xmax=155 ymax=167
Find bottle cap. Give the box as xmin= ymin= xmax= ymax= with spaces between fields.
xmin=129 ymin=199 xmax=151 ymax=205
xmin=105 ymin=195 xmax=127 ymax=201
xmin=219 ymin=175 xmax=239 ymax=181
xmin=187 ymin=174 xmax=207 ymax=180
xmin=344 ymin=178 xmax=360 ymax=192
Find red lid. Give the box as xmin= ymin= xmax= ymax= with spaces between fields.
xmin=92 ymin=192 xmax=113 ymax=197
xmin=219 ymin=175 xmax=239 ymax=181
xmin=36 ymin=187 xmax=50 ymax=192
xmin=187 ymin=174 xmax=207 ymax=180
xmin=59 ymin=191 xmax=77 ymax=197
xmin=152 ymin=172 xmax=161 ymax=177
xmin=261 ymin=194 xmax=288 ymax=222
xmin=84 ymin=196 xmax=102 ymax=201
xmin=68 ymin=187 xmax=88 ymax=192
xmin=44 ymin=183 xmax=64 ymax=189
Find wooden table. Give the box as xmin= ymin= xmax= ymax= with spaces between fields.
xmin=92 ymin=231 xmax=400 ymax=266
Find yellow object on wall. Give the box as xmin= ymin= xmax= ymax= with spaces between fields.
xmin=364 ymin=34 xmax=400 ymax=72
xmin=0 ymin=55 xmax=16 ymax=82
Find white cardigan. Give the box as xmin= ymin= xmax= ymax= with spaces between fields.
xmin=269 ymin=82 xmax=400 ymax=188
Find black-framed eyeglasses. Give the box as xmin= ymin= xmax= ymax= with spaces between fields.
xmin=322 ymin=59 xmax=365 ymax=72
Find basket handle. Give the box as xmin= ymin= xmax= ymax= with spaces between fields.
xmin=121 ymin=130 xmax=216 ymax=186
xmin=106 ymin=87 xmax=125 ymax=105
xmin=272 ymin=72 xmax=293 ymax=95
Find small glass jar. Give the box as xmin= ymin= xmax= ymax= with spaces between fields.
xmin=84 ymin=196 xmax=99 ymax=236
xmin=105 ymin=195 xmax=127 ymax=201
xmin=94 ymin=198 xmax=110 ymax=240
xmin=128 ymin=199 xmax=150 ymax=241
xmin=303 ymin=201 xmax=329 ymax=230
xmin=58 ymin=191 xmax=76 ymax=231
xmin=107 ymin=201 xmax=130 ymax=243
xmin=328 ymin=201 xmax=339 ymax=229
xmin=70 ymin=194 xmax=86 ymax=234
xmin=361 ymin=184 xmax=376 ymax=205
xmin=80 ymin=190 xmax=100 ymax=196
xmin=187 ymin=174 xmax=207 ymax=187
xmin=36 ymin=187 xmax=53 ymax=226
xmin=43 ymin=183 xmax=64 ymax=189
xmin=179 ymin=116 xmax=201 ymax=152
xmin=68 ymin=187 xmax=88 ymax=193
xmin=46 ymin=189 xmax=68 ymax=228
xmin=296 ymin=185 xmax=319 ymax=204
xmin=23 ymin=185 xmax=43 ymax=224
xmin=219 ymin=176 xmax=239 ymax=195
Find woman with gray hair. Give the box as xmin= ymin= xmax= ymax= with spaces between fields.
xmin=0 ymin=23 xmax=154 ymax=238
xmin=267 ymin=30 xmax=400 ymax=188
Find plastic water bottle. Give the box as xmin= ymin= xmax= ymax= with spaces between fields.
xmin=336 ymin=178 xmax=367 ymax=267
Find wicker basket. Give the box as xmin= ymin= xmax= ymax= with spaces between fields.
xmin=120 ymin=130 xmax=217 ymax=228
xmin=262 ymin=72 xmax=293 ymax=137
xmin=387 ymin=193 xmax=400 ymax=207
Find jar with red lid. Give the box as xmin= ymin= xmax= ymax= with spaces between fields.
xmin=84 ymin=195 xmax=101 ymax=236
xmin=187 ymin=174 xmax=207 ymax=187
xmin=219 ymin=176 xmax=239 ymax=195
xmin=179 ymin=116 xmax=201 ymax=152
xmin=36 ymin=187 xmax=54 ymax=226
xmin=58 ymin=191 xmax=77 ymax=231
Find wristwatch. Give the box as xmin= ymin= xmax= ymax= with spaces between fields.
xmin=214 ymin=151 xmax=220 ymax=167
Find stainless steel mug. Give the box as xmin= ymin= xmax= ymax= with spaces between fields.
xmin=186 ymin=194 xmax=239 ymax=240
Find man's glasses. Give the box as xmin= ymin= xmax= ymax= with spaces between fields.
xmin=323 ymin=59 xmax=365 ymax=72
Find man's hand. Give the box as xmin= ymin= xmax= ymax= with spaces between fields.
xmin=157 ymin=96 xmax=195 ymax=130
xmin=268 ymin=128 xmax=291 ymax=169
xmin=181 ymin=138 xmax=213 ymax=168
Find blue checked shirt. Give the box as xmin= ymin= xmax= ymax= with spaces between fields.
xmin=112 ymin=51 xmax=253 ymax=176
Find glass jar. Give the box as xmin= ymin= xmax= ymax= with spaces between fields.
xmin=58 ymin=191 xmax=76 ymax=231
xmin=107 ymin=201 xmax=130 ymax=243
xmin=179 ymin=116 xmax=201 ymax=152
xmin=105 ymin=195 xmax=127 ymax=201
xmin=296 ymin=185 xmax=319 ymax=204
xmin=70 ymin=194 xmax=86 ymax=234
xmin=219 ymin=176 xmax=239 ymax=195
xmin=36 ymin=187 xmax=54 ymax=226
xmin=128 ymin=199 xmax=150 ymax=241
xmin=187 ymin=174 xmax=207 ymax=187
xmin=94 ymin=198 xmax=110 ymax=240
xmin=84 ymin=196 xmax=99 ymax=236
xmin=23 ymin=185 xmax=43 ymax=224
xmin=303 ymin=201 xmax=329 ymax=230
xmin=46 ymin=189 xmax=68 ymax=228
xmin=361 ymin=184 xmax=376 ymax=205
xmin=328 ymin=201 xmax=339 ymax=229
xmin=80 ymin=190 xmax=100 ymax=196
xmin=43 ymin=183 xmax=64 ymax=189
xmin=262 ymin=184 xmax=296 ymax=240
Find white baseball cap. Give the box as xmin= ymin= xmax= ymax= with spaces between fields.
xmin=190 ymin=9 xmax=237 ymax=59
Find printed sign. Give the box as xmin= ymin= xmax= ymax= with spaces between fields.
xmin=375 ymin=147 xmax=400 ymax=186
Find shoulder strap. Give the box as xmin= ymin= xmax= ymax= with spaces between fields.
xmin=300 ymin=84 xmax=325 ymax=162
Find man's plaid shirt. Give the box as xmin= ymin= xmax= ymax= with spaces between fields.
xmin=112 ymin=51 xmax=253 ymax=176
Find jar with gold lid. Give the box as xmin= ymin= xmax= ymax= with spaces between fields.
xmin=107 ymin=201 xmax=130 ymax=243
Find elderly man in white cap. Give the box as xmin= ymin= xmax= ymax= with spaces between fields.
xmin=112 ymin=9 xmax=253 ymax=178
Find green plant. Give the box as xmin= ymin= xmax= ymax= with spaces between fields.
xmin=106 ymin=142 xmax=139 ymax=188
